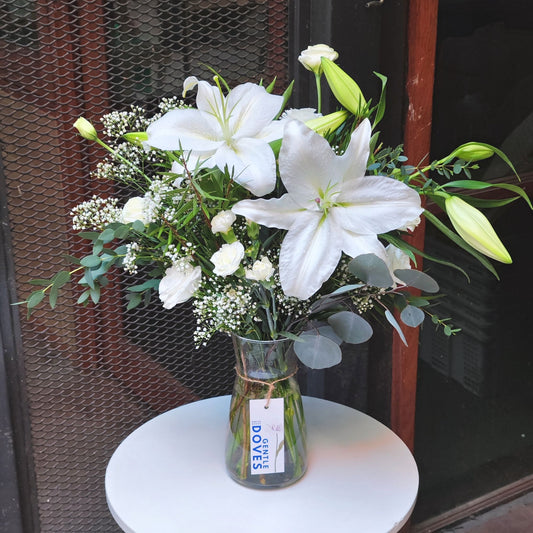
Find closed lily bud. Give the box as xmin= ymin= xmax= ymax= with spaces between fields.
xmin=123 ymin=131 xmax=148 ymax=145
xmin=449 ymin=142 xmax=494 ymax=162
xmin=298 ymin=44 xmax=339 ymax=75
xmin=321 ymin=58 xmax=366 ymax=116
xmin=305 ymin=110 xmax=349 ymax=136
xmin=74 ymin=117 xmax=98 ymax=141
xmin=445 ymin=196 xmax=512 ymax=263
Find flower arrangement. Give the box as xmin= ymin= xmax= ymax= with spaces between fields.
xmin=26 ymin=44 xmax=530 ymax=370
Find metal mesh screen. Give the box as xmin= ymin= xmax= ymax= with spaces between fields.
xmin=1 ymin=1 xmax=289 ymax=530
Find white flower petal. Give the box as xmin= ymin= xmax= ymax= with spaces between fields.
xmin=279 ymin=121 xmax=338 ymax=204
xmin=334 ymin=176 xmax=423 ymax=234
xmin=146 ymin=108 xmax=222 ymax=151
xmin=279 ymin=213 xmax=342 ymax=299
xmin=215 ymin=137 xmax=277 ymax=196
xmin=337 ymin=118 xmax=371 ymax=179
xmin=339 ymin=231 xmax=389 ymax=263
xmin=226 ymin=83 xmax=283 ymax=139
xmin=232 ymin=194 xmax=301 ymax=230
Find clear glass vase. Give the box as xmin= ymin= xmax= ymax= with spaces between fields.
xmin=225 ymin=334 xmax=308 ymax=489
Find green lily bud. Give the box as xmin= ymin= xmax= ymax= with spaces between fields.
xmin=321 ymin=58 xmax=366 ymax=117
xmin=123 ymin=131 xmax=149 ymax=145
xmin=74 ymin=117 xmax=98 ymax=141
xmin=449 ymin=142 xmax=494 ymax=162
xmin=445 ymin=196 xmax=512 ymax=264
xmin=305 ymin=110 xmax=349 ymax=136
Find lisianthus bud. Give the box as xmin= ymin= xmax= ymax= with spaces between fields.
xmin=121 ymin=196 xmax=149 ymax=225
xmin=74 ymin=117 xmax=98 ymax=141
xmin=245 ymin=256 xmax=275 ymax=282
xmin=298 ymin=44 xmax=339 ymax=75
xmin=321 ymin=58 xmax=366 ymax=117
xmin=445 ymin=196 xmax=512 ymax=264
xmin=449 ymin=142 xmax=494 ymax=162
xmin=210 ymin=241 xmax=245 ymax=276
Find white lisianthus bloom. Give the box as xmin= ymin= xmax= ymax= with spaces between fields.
xmin=245 ymin=256 xmax=275 ymax=281
xmin=385 ymin=244 xmax=411 ymax=287
xmin=298 ymin=44 xmax=339 ymax=74
xmin=158 ymin=258 xmax=202 ymax=309
xmin=232 ymin=119 xmax=423 ymax=299
xmin=210 ymin=241 xmax=245 ymax=276
xmin=121 ymin=197 xmax=150 ymax=224
xmin=146 ymin=80 xmax=284 ymax=197
xmin=211 ymin=210 xmax=236 ymax=234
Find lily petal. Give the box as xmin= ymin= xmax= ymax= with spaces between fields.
xmin=232 ymin=194 xmax=302 ymax=230
xmin=337 ymin=118 xmax=371 ymax=180
xmin=226 ymin=83 xmax=283 ymax=139
xmin=146 ymin=108 xmax=222 ymax=151
xmin=279 ymin=121 xmax=338 ymax=205
xmin=335 ymin=176 xmax=423 ymax=234
xmin=215 ymin=137 xmax=277 ymax=196
xmin=279 ymin=213 xmax=342 ymax=299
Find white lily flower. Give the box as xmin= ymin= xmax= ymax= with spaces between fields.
xmin=232 ymin=119 xmax=423 ymax=299
xmin=146 ymin=80 xmax=284 ymax=197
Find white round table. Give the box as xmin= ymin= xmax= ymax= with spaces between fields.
xmin=105 ymin=396 xmax=418 ymax=533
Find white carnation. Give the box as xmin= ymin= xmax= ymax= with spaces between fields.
xmin=210 ymin=241 xmax=244 ymax=277
xmin=245 ymin=256 xmax=275 ymax=281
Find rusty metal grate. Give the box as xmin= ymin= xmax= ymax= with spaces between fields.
xmin=1 ymin=1 xmax=289 ymax=530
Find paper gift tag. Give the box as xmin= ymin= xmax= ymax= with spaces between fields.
xmin=249 ymin=398 xmax=284 ymax=474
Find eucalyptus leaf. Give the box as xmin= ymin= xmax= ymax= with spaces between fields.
xmin=49 ymin=285 xmax=59 ymax=309
xmin=27 ymin=290 xmax=45 ymax=308
xmin=77 ymin=231 xmax=100 ymax=242
xmin=315 ymin=325 xmax=343 ymax=345
xmin=77 ymin=291 xmax=90 ymax=305
xmin=126 ymin=292 xmax=142 ymax=310
xmin=52 ymin=270 xmax=70 ymax=289
xmin=328 ymin=283 xmax=365 ymax=296
xmin=132 ymin=220 xmax=145 ymax=232
xmin=90 ymin=286 xmax=100 ymax=304
xmin=81 ymin=255 xmax=101 ymax=268
xmin=93 ymin=240 xmax=104 ymax=255
xmin=400 ymin=305 xmax=425 ymax=327
xmin=394 ymin=269 xmax=439 ymax=293
xmin=100 ymin=228 xmax=115 ymax=243
xmin=128 ymin=279 xmax=160 ymax=292
xmin=348 ymin=253 xmax=393 ymax=288
xmin=328 ymin=311 xmax=373 ymax=344
xmin=114 ymin=225 xmax=131 ymax=240
xmin=293 ymin=332 xmax=342 ymax=369
xmin=385 ymin=309 xmax=407 ymax=346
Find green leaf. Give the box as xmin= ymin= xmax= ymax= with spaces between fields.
xmin=441 ymin=180 xmax=531 ymax=208
xmin=127 ymin=279 xmax=160 ymax=292
xmin=126 ymin=292 xmax=142 ymax=310
xmin=348 ymin=253 xmax=393 ymax=288
xmin=294 ymin=332 xmax=342 ymax=369
xmin=52 ymin=270 xmax=71 ymax=289
xmin=114 ymin=225 xmax=131 ymax=239
xmin=132 ymin=220 xmax=145 ymax=232
xmin=385 ymin=309 xmax=407 ymax=346
xmin=49 ymin=285 xmax=59 ymax=309
xmin=29 ymin=278 xmax=52 ymax=287
xmin=27 ymin=290 xmax=45 ymax=309
xmin=100 ymin=228 xmax=115 ymax=243
xmin=400 ymin=305 xmax=425 ymax=327
xmin=372 ymin=72 xmax=388 ymax=129
xmin=81 ymin=255 xmax=101 ymax=268
xmin=93 ymin=240 xmax=104 ymax=255
xmin=61 ymin=254 xmax=81 ymax=265
xmin=77 ymin=231 xmax=100 ymax=242
xmin=327 ymin=283 xmax=365 ymax=296
xmin=328 ymin=311 xmax=373 ymax=344
xmin=90 ymin=286 xmax=100 ymax=304
xmin=77 ymin=291 xmax=90 ymax=305
xmin=394 ymin=269 xmax=439 ymax=293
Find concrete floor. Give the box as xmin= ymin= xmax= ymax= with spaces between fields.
xmin=439 ymin=491 xmax=533 ymax=532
